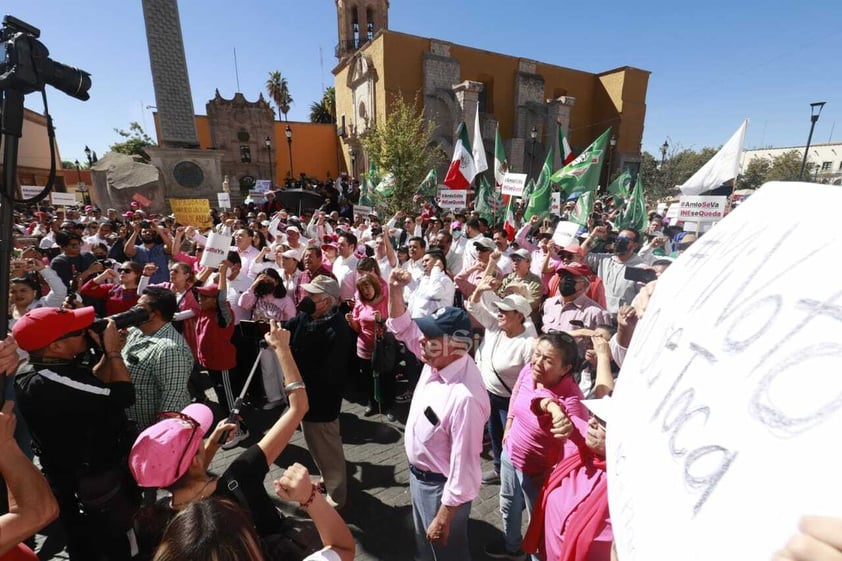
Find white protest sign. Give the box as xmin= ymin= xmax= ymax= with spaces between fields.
xmin=550 ymin=192 xmax=561 ymax=216
xmin=353 ymin=204 xmax=373 ymax=217
xmin=678 ymin=195 xmax=727 ymax=222
xmin=608 ymin=181 xmax=842 ymax=561
xmin=21 ymin=186 xmax=42 ymax=199
xmin=438 ymin=189 xmax=468 ymax=209
xmin=254 ymin=179 xmax=271 ymax=193
xmin=51 ymin=192 xmax=78 ymax=206
xmin=248 ymin=190 xmax=267 ymax=205
xmin=665 ymin=203 xmax=680 ymax=220
xmin=199 ymin=231 xmax=231 ymax=269
xmin=657 ymin=202 xmax=668 ymax=216
xmin=501 ymin=173 xmax=527 ymax=197
xmin=551 ymin=220 xmax=579 ymax=247
xmin=217 ymin=193 xmax=231 ymax=209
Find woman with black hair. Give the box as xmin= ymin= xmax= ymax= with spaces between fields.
xmin=9 ymin=258 xmax=66 ymax=327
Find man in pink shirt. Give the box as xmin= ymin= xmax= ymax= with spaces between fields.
xmin=387 ymin=268 xmax=491 ymax=561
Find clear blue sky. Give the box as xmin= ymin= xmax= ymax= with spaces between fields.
xmin=10 ymin=0 xmax=842 ymax=164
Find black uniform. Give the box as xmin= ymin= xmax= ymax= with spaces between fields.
xmin=15 ymin=359 xmax=140 ymax=561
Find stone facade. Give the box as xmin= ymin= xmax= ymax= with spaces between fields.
xmin=141 ymin=0 xmax=199 ymax=148
xmin=145 ymin=146 xmax=225 ymax=206
xmin=336 ymin=0 xmax=389 ymax=61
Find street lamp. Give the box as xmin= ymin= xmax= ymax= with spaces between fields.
xmin=84 ymin=145 xmax=93 ymax=166
xmin=605 ymin=134 xmax=617 ymax=188
xmin=285 ymin=125 xmax=294 ymax=185
xmin=660 ymin=140 xmax=669 ymax=166
xmin=74 ymin=159 xmax=89 ymax=206
xmin=799 ymin=101 xmax=827 ymax=180
xmin=528 ymin=126 xmax=538 ymax=180
xmin=350 ymin=148 xmax=356 ymax=178
xmin=265 ymin=136 xmax=274 ymax=186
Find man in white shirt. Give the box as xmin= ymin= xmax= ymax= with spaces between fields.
xmin=332 ymin=232 xmax=359 ymax=302
xmin=400 ymin=236 xmax=427 ymax=290
xmin=458 ymin=218 xmax=486 ymax=273
xmin=84 ymin=222 xmax=115 ymax=250
xmin=406 ymin=248 xmax=455 ymax=319
xmin=491 ymin=227 xmax=514 ymax=276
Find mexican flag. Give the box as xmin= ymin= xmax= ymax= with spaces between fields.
xmin=551 ymin=128 xmax=611 ymax=198
xmin=443 ymin=122 xmax=477 ymax=190
xmin=524 ymin=142 xmax=555 ymax=221
xmin=494 ymin=124 xmax=508 ymax=190
xmin=503 ymin=197 xmax=517 ymax=240
xmin=615 ymin=174 xmax=648 ymax=233
xmin=558 ymin=122 xmax=575 ymax=165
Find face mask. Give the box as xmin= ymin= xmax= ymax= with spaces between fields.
xmin=452 ymin=230 xmax=462 ymax=239
xmin=297 ymin=296 xmax=316 ymax=316
xmin=614 ymin=237 xmax=631 ymax=255
xmin=560 ymin=275 xmax=579 ymax=297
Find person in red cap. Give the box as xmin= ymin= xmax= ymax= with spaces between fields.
xmin=12 ymin=308 xmax=140 ymax=561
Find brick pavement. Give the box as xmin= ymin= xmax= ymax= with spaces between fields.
xmin=36 ymin=392 xmax=524 ymax=561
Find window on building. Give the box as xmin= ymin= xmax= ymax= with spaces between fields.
xmin=367 ymin=8 xmax=375 ymax=40
xmin=477 ymin=77 xmax=494 ymax=114
xmin=351 ymin=7 xmax=359 ymax=48
xmin=240 ymin=145 xmax=251 ymax=163
xmin=822 ymin=161 xmax=832 ymax=171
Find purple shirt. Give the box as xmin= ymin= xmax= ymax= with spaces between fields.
xmin=504 ymin=364 xmax=589 ymax=476
xmin=387 ymin=311 xmax=491 ymax=507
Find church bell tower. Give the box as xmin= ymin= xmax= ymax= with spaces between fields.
xmin=335 ymin=0 xmax=389 ymax=60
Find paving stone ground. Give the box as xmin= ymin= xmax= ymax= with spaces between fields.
xmin=36 ymin=387 xmax=526 ymax=561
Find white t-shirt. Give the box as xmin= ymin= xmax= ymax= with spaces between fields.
xmin=305 ymin=548 xmax=342 ymax=561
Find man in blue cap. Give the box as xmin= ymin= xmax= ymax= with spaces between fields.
xmin=386 ymin=268 xmax=491 ymax=561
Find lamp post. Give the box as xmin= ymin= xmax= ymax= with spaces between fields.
xmin=350 ymin=148 xmax=356 ymax=178
xmin=528 ymin=126 xmax=538 ymax=180
xmin=74 ymin=159 xmax=89 ymax=206
xmin=799 ymin=101 xmax=826 ymax=180
xmin=605 ymin=134 xmax=617 ymax=189
xmin=84 ymin=145 xmax=93 ymax=166
xmin=285 ymin=125 xmax=294 ymax=185
xmin=265 ymin=136 xmax=273 ymax=186
xmin=659 ymin=140 xmax=669 ymax=195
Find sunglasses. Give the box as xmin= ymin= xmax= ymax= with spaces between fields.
xmin=117 ymin=268 xmax=134 ymax=273
xmin=155 ymin=411 xmax=200 ymax=473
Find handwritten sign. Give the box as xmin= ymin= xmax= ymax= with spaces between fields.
xmin=438 ymin=189 xmax=468 ymax=209
xmin=608 ymin=182 xmax=842 ymax=561
xmin=217 ymin=193 xmax=231 ymax=209
xmin=170 ymin=199 xmax=212 ymax=229
xmin=678 ymin=195 xmax=727 ymax=222
xmin=51 ymin=192 xmax=78 ymax=206
xmin=501 ymin=173 xmax=527 ymax=197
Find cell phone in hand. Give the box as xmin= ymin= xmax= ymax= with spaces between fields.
xmin=624 ymin=267 xmax=657 ymax=284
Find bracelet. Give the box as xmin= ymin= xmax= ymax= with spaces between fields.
xmin=300 ymin=483 xmax=318 ymax=509
xmin=284 ymin=381 xmax=306 ymax=393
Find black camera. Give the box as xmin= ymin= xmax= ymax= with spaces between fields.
xmin=98 ymin=258 xmax=115 ymax=268
xmin=89 ymin=306 xmax=150 ymax=333
xmin=0 ymin=15 xmax=91 ymax=100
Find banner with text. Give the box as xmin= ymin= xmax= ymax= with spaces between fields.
xmin=21 ymin=186 xmax=43 ymax=200
xmin=438 ymin=189 xmax=468 ymax=209
xmin=254 ymin=179 xmax=272 ymax=193
xmin=51 ymin=192 xmax=78 ymax=207
xmin=501 ymin=173 xmax=527 ymax=197
xmin=170 ymin=199 xmax=212 ymax=229
xmin=608 ymin=182 xmax=842 ymax=561
xmin=353 ymin=204 xmax=373 ymax=217
xmin=217 ymin=193 xmax=231 ymax=209
xmin=678 ymin=195 xmax=727 ymax=222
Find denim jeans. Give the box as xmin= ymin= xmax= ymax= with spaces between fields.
xmin=486 ymin=391 xmax=510 ymax=474
xmin=499 ymin=449 xmax=541 ymax=555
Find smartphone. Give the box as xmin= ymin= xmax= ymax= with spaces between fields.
xmin=624 ymin=267 xmax=657 ymax=284
xmin=424 ymin=406 xmax=439 ymax=426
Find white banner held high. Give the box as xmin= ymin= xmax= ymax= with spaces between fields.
xmin=678 ymin=196 xmax=727 ymax=222
xmin=501 ymin=173 xmax=527 ymax=197
xmin=608 ymin=181 xmax=842 ymax=561
xmin=438 ymin=189 xmax=468 ymax=209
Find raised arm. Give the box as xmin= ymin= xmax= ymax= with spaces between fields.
xmin=123 ymin=222 xmax=140 ymax=258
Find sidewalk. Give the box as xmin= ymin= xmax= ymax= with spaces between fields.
xmin=36 ymin=395 xmax=515 ymax=561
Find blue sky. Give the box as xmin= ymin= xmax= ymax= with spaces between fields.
xmin=10 ymin=0 xmax=842 ymax=165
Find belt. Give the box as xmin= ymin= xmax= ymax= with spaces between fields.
xmin=409 ymin=464 xmax=447 ymax=483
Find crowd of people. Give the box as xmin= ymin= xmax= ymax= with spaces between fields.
xmin=0 ymin=186 xmax=837 ymax=561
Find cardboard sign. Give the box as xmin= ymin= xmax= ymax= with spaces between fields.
xmin=132 ymin=192 xmax=152 ymax=207
xmin=438 ymin=189 xmax=468 ymax=209
xmin=353 ymin=204 xmax=373 ymax=217
xmin=608 ymin=182 xmax=842 ymax=561
xmin=217 ymin=193 xmax=231 ymax=209
xmin=50 ymin=192 xmax=78 ymax=206
xmin=199 ymin=231 xmax=231 ymax=269
xmin=550 ymin=192 xmax=561 ymax=216
xmin=170 ymin=199 xmax=212 ymax=229
xmin=501 ymin=173 xmax=528 ymax=197
xmin=551 ymin=220 xmax=579 ymax=247
xmin=254 ymin=179 xmax=271 ymax=193
xmin=678 ymin=195 xmax=727 ymax=222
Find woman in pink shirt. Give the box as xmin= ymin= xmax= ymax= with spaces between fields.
xmin=485 ymin=332 xmax=589 ymax=559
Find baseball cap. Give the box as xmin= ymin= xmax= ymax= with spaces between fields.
xmin=281 ymin=249 xmax=300 ymax=260
xmin=510 ymin=248 xmax=531 ymax=261
xmin=195 ymin=284 xmax=220 ymax=297
xmin=414 ymin=307 xmax=472 ymax=339
xmin=582 ymin=396 xmax=613 ymax=424
xmin=129 ymin=403 xmax=214 ymax=488
xmin=450 ymin=220 xmax=463 ymax=231
xmin=555 ymin=262 xmax=592 ymax=278
xmin=321 ymin=242 xmax=339 ymax=251
xmin=12 ymin=306 xmax=96 ymax=352
xmin=494 ymin=294 xmax=532 ymax=317
xmin=473 ymin=237 xmax=495 ymax=251
xmin=300 ymin=275 xmax=340 ymax=299
xmin=285 ymin=225 xmax=300 ymax=234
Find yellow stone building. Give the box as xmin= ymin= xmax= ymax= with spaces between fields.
xmin=332 ymin=0 xmax=650 ymax=182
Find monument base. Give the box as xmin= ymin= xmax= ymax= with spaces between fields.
xmin=146 ymin=147 xmax=226 ymax=211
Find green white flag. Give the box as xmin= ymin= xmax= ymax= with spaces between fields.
xmin=415 ymin=169 xmax=438 ymax=199
xmin=551 ymin=128 xmax=611 ymax=198
xmin=524 ymin=142 xmax=555 ymax=221
xmin=607 ymin=169 xmax=633 ymax=206
xmin=494 ymin=124 xmax=508 ymax=189
xmin=568 ymin=189 xmax=595 ymax=227
xmin=359 ymin=163 xmax=379 ymax=207
xmin=615 ymin=174 xmax=648 ymax=233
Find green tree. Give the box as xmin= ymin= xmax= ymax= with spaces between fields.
xmin=766 ymin=149 xmax=803 ymax=182
xmin=110 ymin=122 xmax=156 ymax=159
xmin=360 ymin=94 xmax=444 ymax=215
xmin=266 ymin=71 xmax=293 ymax=121
xmin=309 ymin=86 xmax=336 ymax=124
xmin=739 ymin=157 xmax=771 ymax=190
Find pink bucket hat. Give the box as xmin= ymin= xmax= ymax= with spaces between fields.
xmin=129 ymin=403 xmax=214 ymax=488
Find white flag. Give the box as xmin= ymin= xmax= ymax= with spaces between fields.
xmin=678 ymin=120 xmax=748 ymax=196
xmin=473 ymin=104 xmax=488 ymax=174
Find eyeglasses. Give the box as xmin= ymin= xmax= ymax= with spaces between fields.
xmin=117 ymin=268 xmax=134 ymax=273
xmin=155 ymin=411 xmax=200 ymax=474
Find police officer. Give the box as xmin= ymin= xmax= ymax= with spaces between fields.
xmin=13 ymin=307 xmax=140 ymax=561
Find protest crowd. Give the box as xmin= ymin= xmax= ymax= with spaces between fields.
xmin=0 ymin=171 xmax=837 ymax=561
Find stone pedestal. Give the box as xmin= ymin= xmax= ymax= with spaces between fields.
xmin=146 ymin=147 xmax=226 ymax=210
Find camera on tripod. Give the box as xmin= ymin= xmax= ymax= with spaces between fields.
xmin=0 ymin=15 xmax=91 ymax=100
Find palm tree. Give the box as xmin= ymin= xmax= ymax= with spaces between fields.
xmin=309 ymin=87 xmax=336 ymax=124
xmin=266 ymin=71 xmax=293 ymax=121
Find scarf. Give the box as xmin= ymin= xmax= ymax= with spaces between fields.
xmin=522 ymin=429 xmax=609 ymax=561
